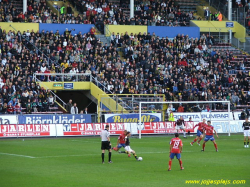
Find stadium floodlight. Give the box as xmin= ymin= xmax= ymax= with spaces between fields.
xmin=139 ymin=100 xmax=231 ymax=139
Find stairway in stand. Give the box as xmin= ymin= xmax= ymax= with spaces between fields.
xmin=95 ymin=33 xmax=111 ymax=46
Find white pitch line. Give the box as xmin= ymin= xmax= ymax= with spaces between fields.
xmin=35 ymin=151 xmax=197 ymax=159
xmin=0 ymin=152 xmax=36 ymax=159
xmin=35 ymin=155 xmax=84 ymax=158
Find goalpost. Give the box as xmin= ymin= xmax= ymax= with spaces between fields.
xmin=139 ymin=100 xmax=231 ymax=139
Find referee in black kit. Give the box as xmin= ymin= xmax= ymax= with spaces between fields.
xmin=101 ymin=125 xmax=112 ymax=163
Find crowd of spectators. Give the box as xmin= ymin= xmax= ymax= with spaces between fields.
xmin=0 ymin=0 xmax=250 ymax=114
xmin=0 ymin=0 xmax=194 ymax=30
xmin=70 ymin=0 xmax=194 ymax=29
xmin=1 ymin=19 xmax=250 ymax=114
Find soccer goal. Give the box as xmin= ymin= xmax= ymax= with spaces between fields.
xmin=138 ymin=100 xmax=231 ymax=139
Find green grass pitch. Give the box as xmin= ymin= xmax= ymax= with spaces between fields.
xmin=0 ymin=134 xmax=249 ymax=187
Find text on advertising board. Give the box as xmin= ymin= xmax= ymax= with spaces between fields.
xmin=105 ymin=113 xmax=161 ymax=123
xmin=18 ymin=114 xmax=92 ymax=124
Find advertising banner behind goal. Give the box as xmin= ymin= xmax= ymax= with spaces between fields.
xmin=173 ymin=112 xmax=233 ymax=121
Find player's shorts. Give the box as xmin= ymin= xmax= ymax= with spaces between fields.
xmin=101 ymin=141 xmax=111 ymax=150
xmin=244 ymin=130 xmax=250 ymax=137
xmin=204 ymin=135 xmax=215 ymax=141
xmin=197 ymin=130 xmax=203 ymax=137
xmin=125 ymin=146 xmax=134 ymax=153
xmin=117 ymin=143 xmax=126 ymax=148
xmin=170 ymin=153 xmax=181 ymax=159
xmin=176 ymin=125 xmax=185 ymax=130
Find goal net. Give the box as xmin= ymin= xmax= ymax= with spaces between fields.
xmin=138 ymin=100 xmax=231 ymax=139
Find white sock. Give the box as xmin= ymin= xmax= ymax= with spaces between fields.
xmin=183 ymin=131 xmax=186 ymax=137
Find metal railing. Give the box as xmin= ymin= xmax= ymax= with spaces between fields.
xmin=33 ymin=73 xmax=92 ymax=82
xmin=33 ymin=76 xmax=67 ymax=110
xmin=100 ymin=94 xmax=165 ymax=113
xmin=232 ymin=37 xmax=250 ymax=54
xmin=198 ymin=27 xmax=231 ymax=44
xmin=91 ymin=75 xmax=113 ymax=94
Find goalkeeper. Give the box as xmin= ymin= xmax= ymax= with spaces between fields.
xmin=175 ymin=116 xmax=187 ymax=138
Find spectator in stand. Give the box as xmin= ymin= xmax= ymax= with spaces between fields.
xmin=48 ymin=95 xmax=54 ymax=107
xmin=217 ymin=11 xmax=223 ymax=21
xmin=66 ymin=99 xmax=73 ymax=113
xmin=71 ymin=103 xmax=78 ymax=114
xmin=90 ymin=27 xmax=96 ymax=38
xmin=204 ymin=7 xmax=210 ymax=20
xmin=84 ymin=107 xmax=88 ymax=114
xmin=177 ymin=104 xmax=184 ymax=112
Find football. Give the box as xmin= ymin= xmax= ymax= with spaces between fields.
xmin=137 ymin=157 xmax=143 ymax=161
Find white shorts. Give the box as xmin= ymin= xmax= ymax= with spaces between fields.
xmin=244 ymin=130 xmax=250 ymax=137
xmin=176 ymin=125 xmax=185 ymax=130
xmin=125 ymin=146 xmax=134 ymax=153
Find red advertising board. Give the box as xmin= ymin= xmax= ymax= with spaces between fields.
xmin=0 ymin=124 xmax=50 ymax=137
xmin=141 ymin=122 xmax=195 ymax=134
xmin=63 ymin=122 xmax=195 ymax=136
xmin=63 ymin=123 xmax=125 ymax=136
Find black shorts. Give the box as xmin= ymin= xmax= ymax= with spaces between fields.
xmin=101 ymin=141 xmax=111 ymax=150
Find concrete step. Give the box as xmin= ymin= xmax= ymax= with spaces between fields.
xmin=96 ymin=34 xmax=111 ymax=46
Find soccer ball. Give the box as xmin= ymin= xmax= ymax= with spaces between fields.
xmin=137 ymin=157 xmax=143 ymax=161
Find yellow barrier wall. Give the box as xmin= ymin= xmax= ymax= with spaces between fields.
xmin=0 ymin=23 xmax=39 ymax=33
xmin=107 ymin=25 xmax=147 ymax=36
xmin=191 ymin=21 xmax=245 ymax=42
xmin=234 ymin=22 xmax=246 ymax=42
xmin=38 ymin=82 xmax=91 ymax=90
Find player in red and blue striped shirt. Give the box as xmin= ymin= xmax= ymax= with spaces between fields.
xmin=201 ymin=120 xmax=219 ymax=152
xmin=190 ymin=119 xmax=207 ymax=146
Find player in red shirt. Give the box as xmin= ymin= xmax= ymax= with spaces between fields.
xmin=168 ymin=133 xmax=184 ymax=171
xmin=112 ymin=130 xmax=127 ymax=152
xmin=190 ymin=118 xmax=207 ymax=146
xmin=201 ymin=120 xmax=219 ymax=152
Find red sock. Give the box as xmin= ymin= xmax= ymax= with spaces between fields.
xmin=198 ymin=137 xmax=202 ymax=142
xmin=193 ymin=138 xmax=197 ymax=143
xmin=168 ymin=160 xmax=172 ymax=170
xmin=202 ymin=143 xmax=205 ymax=150
xmin=214 ymin=143 xmax=218 ymax=150
xmin=179 ymin=160 xmax=183 ymax=168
